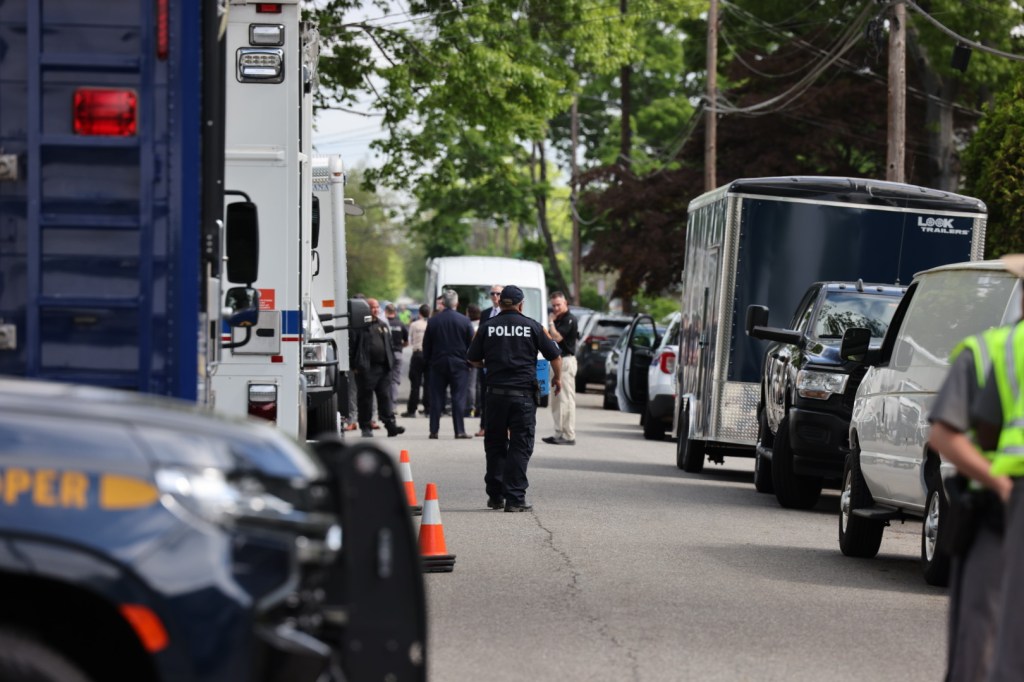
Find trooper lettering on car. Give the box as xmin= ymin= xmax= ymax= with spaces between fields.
xmin=0 ymin=467 xmax=159 ymax=510
xmin=489 ymin=325 xmax=532 ymax=338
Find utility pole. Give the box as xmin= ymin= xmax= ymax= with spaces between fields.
xmin=705 ymin=0 xmax=718 ymax=192
xmin=886 ymin=1 xmax=906 ymax=183
xmin=570 ymin=94 xmax=581 ymax=306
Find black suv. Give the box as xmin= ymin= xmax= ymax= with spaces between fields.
xmin=746 ymin=281 xmax=905 ymax=509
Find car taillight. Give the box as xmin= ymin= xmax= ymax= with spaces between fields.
xmin=73 ymin=89 xmax=137 ymax=136
xmin=248 ymin=384 xmax=277 ymax=423
xmin=586 ymin=335 xmax=606 ymax=351
xmin=659 ymin=350 xmax=676 ymax=374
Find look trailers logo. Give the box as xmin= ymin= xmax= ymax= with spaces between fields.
xmin=918 ymin=216 xmax=969 ymax=236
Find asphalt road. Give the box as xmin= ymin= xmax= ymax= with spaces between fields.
xmin=372 ymin=373 xmax=947 ymax=681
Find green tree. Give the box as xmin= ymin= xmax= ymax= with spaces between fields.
xmin=343 ymin=167 xmax=410 ymax=300
xmin=961 ymin=77 xmax=1024 ymax=258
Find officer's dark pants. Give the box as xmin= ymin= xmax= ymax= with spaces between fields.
xmin=947 ymin=522 xmax=1002 ymax=681
xmin=987 ymin=478 xmax=1024 ymax=681
xmin=406 ymin=351 xmax=426 ymax=414
xmin=428 ymin=360 xmax=469 ymax=435
xmin=483 ymin=391 xmax=536 ymax=505
xmin=357 ymin=365 xmax=395 ymax=431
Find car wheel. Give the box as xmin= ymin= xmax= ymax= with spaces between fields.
xmin=676 ymin=402 xmax=705 ymax=473
xmin=754 ymin=409 xmax=774 ymax=494
xmin=539 ymin=394 xmax=549 ymax=408
xmin=770 ymin=416 xmax=823 ymax=509
xmin=921 ymin=469 xmax=951 ymax=586
xmin=838 ymin=448 xmax=884 ymax=558
xmin=576 ymin=377 xmax=587 ymax=393
xmin=643 ymin=406 xmax=667 ymax=441
xmin=603 ymin=386 xmax=617 ymax=410
xmin=0 ymin=628 xmax=93 ymax=682
xmin=307 ymin=393 xmax=339 ymax=440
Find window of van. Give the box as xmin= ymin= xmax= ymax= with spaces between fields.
xmin=893 ymin=271 xmax=1017 ymax=367
xmin=443 ymin=284 xmax=544 ymax=323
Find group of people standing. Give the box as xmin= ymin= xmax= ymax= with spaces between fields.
xmin=352 ymin=285 xmax=580 ymax=513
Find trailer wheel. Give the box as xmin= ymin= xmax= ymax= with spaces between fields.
xmin=921 ymin=469 xmax=951 ymax=587
xmin=0 ymin=628 xmax=93 ymax=682
xmin=838 ymin=448 xmax=884 ymax=558
xmin=753 ymin=409 xmax=774 ymax=494
xmin=307 ymin=394 xmax=339 ymax=440
xmin=676 ymin=403 xmax=705 ymax=473
xmin=770 ymin=417 xmax=822 ymax=509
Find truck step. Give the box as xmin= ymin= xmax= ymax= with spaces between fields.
xmin=37 ymin=296 xmax=139 ymax=310
xmin=850 ymin=506 xmax=901 ymax=521
xmin=39 ymin=134 xmax=138 ymax=149
xmin=41 ymin=53 xmax=140 ymax=72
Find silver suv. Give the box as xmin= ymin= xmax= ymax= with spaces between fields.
xmin=839 ymin=261 xmax=1021 ymax=586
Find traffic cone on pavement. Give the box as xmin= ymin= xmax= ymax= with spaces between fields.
xmin=399 ymin=449 xmax=422 ymax=516
xmin=418 ymin=482 xmax=456 ymax=573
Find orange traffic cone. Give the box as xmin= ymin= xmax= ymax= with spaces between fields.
xmin=418 ymin=482 xmax=456 ymax=573
xmin=399 ymin=449 xmax=422 ymax=516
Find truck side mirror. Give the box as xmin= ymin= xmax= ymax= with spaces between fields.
xmin=840 ymin=327 xmax=872 ymax=362
xmin=311 ymin=194 xmax=321 ymax=250
xmin=348 ymin=298 xmax=372 ymax=329
xmin=224 ymin=286 xmax=260 ymax=328
xmin=226 ymin=201 xmax=259 ymax=284
xmin=746 ymin=305 xmax=769 ymax=335
xmin=746 ymin=304 xmax=803 ymax=346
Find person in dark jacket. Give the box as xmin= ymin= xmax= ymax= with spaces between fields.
xmin=350 ymin=298 xmax=405 ymax=438
xmin=423 ymin=289 xmax=475 ymax=439
xmin=467 ymin=285 xmax=562 ymax=511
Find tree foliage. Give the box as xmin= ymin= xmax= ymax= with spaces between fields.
xmin=961 ymin=77 xmax=1024 ymax=258
xmin=311 ymin=0 xmax=1024 ymax=304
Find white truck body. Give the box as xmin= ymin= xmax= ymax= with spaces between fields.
xmin=213 ymin=0 xmax=326 ymax=439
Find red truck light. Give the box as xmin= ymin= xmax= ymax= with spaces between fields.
xmin=73 ymin=89 xmax=137 ymax=136
xmin=659 ymin=350 xmax=676 ymax=374
xmin=248 ymin=384 xmax=278 ymax=423
xmin=256 ymin=3 xmax=282 ymax=12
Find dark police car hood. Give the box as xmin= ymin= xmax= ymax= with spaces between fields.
xmin=0 ymin=378 xmax=323 ymax=483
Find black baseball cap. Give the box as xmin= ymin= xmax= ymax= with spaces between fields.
xmin=500 ymin=285 xmax=524 ymax=305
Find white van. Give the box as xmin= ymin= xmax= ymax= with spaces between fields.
xmin=425 ymin=256 xmax=551 ymax=400
xmin=839 ymin=260 xmax=1022 ymax=586
xmin=425 ymin=256 xmax=548 ymax=324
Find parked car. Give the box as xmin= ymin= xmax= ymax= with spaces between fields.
xmin=576 ymin=313 xmax=634 ymax=392
xmin=0 ymin=377 xmax=427 ymax=681
xmin=617 ymin=313 xmax=680 ymax=440
xmin=746 ymin=281 xmax=905 ymax=508
xmin=839 ymin=261 xmax=1021 ymax=586
xmin=603 ymin=332 xmax=630 ymax=410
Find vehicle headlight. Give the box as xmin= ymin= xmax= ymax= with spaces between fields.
xmin=302 ymin=343 xmax=326 ymax=364
xmin=796 ymin=370 xmax=848 ymax=400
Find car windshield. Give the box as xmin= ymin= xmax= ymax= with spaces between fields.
xmin=814 ymin=292 xmax=901 ymax=340
xmin=588 ymin=320 xmax=631 ymax=340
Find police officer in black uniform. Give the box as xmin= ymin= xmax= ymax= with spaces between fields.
xmin=467 ymin=285 xmax=562 ymax=512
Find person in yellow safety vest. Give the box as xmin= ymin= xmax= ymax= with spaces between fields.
xmin=928 ymin=323 xmax=1014 ymax=682
xmin=952 ymin=254 xmax=1024 ymax=682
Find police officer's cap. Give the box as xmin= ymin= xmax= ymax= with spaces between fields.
xmin=500 ymin=285 xmax=525 ymax=305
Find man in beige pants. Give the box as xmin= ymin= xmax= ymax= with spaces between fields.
xmin=542 ymin=292 xmax=579 ymax=446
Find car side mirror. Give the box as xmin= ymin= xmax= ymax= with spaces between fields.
xmin=840 ymin=327 xmax=872 ymax=362
xmin=224 ymin=286 xmax=260 ymax=327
